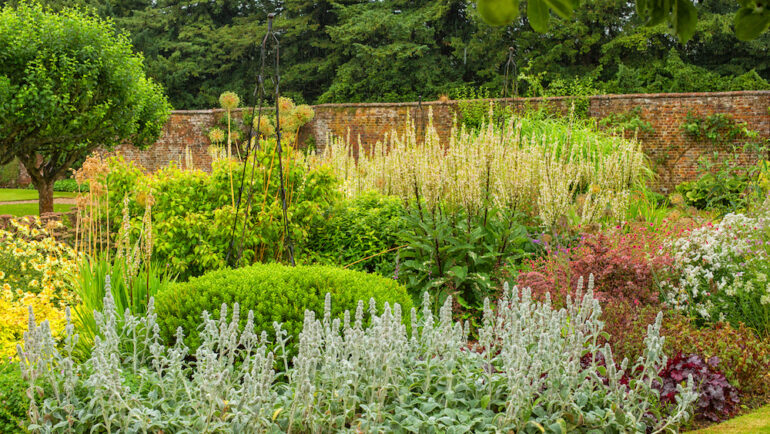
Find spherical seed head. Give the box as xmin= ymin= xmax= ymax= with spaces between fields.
xmin=277 ymin=97 xmax=295 ymax=115
xmin=208 ymin=128 xmax=225 ymax=143
xmin=254 ymin=117 xmax=275 ymax=137
xmin=294 ymin=104 xmax=315 ymax=124
xmin=279 ymin=115 xmax=299 ymax=132
xmin=219 ymin=91 xmax=240 ymax=110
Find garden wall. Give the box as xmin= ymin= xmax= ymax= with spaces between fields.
xmin=9 ymin=91 xmax=770 ymax=191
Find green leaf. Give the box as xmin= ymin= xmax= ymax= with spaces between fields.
xmin=528 ymin=0 xmax=550 ymax=32
xmin=734 ymin=7 xmax=770 ymax=41
xmin=543 ymin=0 xmax=575 ymax=19
xmin=648 ymin=0 xmax=671 ymax=25
xmin=673 ymin=0 xmax=697 ymax=43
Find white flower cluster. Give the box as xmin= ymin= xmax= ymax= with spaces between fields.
xmin=17 ymin=278 xmax=696 ymax=432
xmin=662 ymin=205 xmax=770 ymax=320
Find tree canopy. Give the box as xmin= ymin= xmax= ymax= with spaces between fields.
xmin=1 ymin=0 xmax=768 ymax=109
xmin=0 ymin=2 xmax=171 ymax=213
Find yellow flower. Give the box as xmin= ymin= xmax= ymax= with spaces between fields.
xmin=0 ymin=271 xmax=4 ymax=280
xmin=2 ymin=284 xmax=10 ymax=291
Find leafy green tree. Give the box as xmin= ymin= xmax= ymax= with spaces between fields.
xmin=0 ymin=2 xmax=170 ymax=213
xmin=474 ymin=0 xmax=770 ymax=42
xmin=319 ymin=0 xmax=471 ymax=102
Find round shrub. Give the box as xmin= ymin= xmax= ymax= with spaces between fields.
xmin=155 ymin=263 xmax=412 ymax=353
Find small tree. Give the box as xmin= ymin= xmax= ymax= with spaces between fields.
xmin=0 ymin=2 xmax=170 ymax=213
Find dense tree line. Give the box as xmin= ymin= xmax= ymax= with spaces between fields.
xmin=4 ymin=0 xmax=767 ymax=109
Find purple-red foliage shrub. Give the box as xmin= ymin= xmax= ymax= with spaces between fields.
xmin=603 ymin=301 xmax=770 ymax=397
xmin=656 ymin=353 xmax=740 ymax=422
xmin=516 ymin=227 xmax=673 ymax=307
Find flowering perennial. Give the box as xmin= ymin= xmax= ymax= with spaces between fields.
xmin=661 ymin=202 xmax=770 ymax=334
xmin=319 ymin=110 xmax=647 ymax=227
xmin=0 ymin=218 xmax=78 ymax=358
xmin=17 ymin=278 xmax=696 ymax=432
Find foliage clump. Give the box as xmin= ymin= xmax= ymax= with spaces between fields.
xmin=154 ymin=263 xmax=412 ymax=353
xmin=105 ymin=146 xmax=338 ymax=279
xmin=18 ymin=280 xmax=697 ymax=432
xmin=0 ymin=218 xmax=78 ymax=357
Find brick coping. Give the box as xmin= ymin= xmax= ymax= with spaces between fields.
xmin=167 ymin=90 xmax=770 ymax=114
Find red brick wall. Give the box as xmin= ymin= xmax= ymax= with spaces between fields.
xmin=304 ymin=92 xmax=770 ymax=190
xmin=10 ymin=91 xmax=770 ymax=192
xmin=588 ymin=92 xmax=770 ymax=189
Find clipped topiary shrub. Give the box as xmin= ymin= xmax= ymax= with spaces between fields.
xmin=155 ymin=263 xmax=412 ymax=353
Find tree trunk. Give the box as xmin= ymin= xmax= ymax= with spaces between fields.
xmin=36 ymin=179 xmax=54 ymax=214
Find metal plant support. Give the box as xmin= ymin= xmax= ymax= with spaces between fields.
xmin=497 ymin=46 xmax=518 ymax=140
xmin=227 ymin=13 xmax=295 ymax=267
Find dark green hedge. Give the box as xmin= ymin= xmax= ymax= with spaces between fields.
xmin=155 ymin=263 xmax=412 ymax=354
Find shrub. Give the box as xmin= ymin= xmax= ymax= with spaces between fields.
xmin=105 ymin=145 xmax=339 ymax=279
xmin=603 ymin=302 xmax=770 ymax=398
xmin=0 ymin=159 xmax=19 ymax=188
xmin=516 ymin=227 xmax=672 ymax=308
xmin=303 ymin=191 xmax=406 ymax=274
xmin=18 ymin=281 xmax=697 ymax=432
xmin=154 ymin=263 xmax=412 ymax=353
xmin=0 ymin=217 xmax=78 ymax=301
xmin=657 ymin=353 xmax=740 ymax=422
xmin=0 ymin=217 xmax=77 ymax=357
xmin=53 ymin=178 xmax=88 ymax=193
xmin=660 ymin=205 xmax=770 ymax=335
xmin=0 ymin=362 xmax=26 ymax=433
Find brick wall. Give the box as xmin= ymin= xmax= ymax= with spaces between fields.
xmin=304 ymin=91 xmax=770 ymax=190
xmin=589 ymin=92 xmax=770 ymax=189
xmin=9 ymin=91 xmax=770 ymax=192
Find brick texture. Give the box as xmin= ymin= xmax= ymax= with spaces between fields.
xmin=11 ymin=91 xmax=770 ymax=192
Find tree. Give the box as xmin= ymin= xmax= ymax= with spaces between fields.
xmin=318 ymin=0 xmax=471 ymax=102
xmin=475 ymin=0 xmax=770 ymax=42
xmin=0 ymin=2 xmax=170 ymax=213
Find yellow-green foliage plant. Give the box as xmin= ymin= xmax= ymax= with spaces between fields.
xmin=154 ymin=262 xmax=412 ymax=356
xmin=104 ymin=145 xmax=339 ymax=279
xmin=0 ymin=217 xmax=78 ymax=358
xmin=319 ymin=107 xmax=649 ymax=227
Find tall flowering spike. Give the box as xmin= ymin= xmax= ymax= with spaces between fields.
xmin=324 ymin=293 xmax=331 ymax=324
xmin=355 ymin=300 xmax=364 ymax=329
xmin=141 ymin=197 xmax=153 ymax=264
xmin=369 ymin=297 xmax=377 ymax=318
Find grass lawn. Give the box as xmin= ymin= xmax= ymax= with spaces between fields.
xmin=692 ymin=405 xmax=770 ymax=433
xmin=0 ymin=188 xmax=77 ymax=202
xmin=0 ymin=203 xmax=74 ymax=217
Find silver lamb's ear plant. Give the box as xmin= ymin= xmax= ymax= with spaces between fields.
xmin=18 ymin=282 xmax=697 ymax=433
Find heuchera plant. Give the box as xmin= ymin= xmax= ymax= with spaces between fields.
xmin=656 ymin=353 xmax=739 ymax=422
